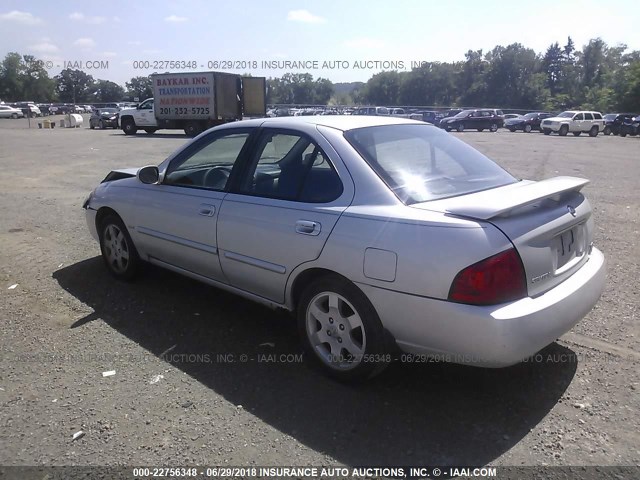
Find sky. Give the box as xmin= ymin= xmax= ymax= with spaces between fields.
xmin=1 ymin=0 xmax=638 ymax=86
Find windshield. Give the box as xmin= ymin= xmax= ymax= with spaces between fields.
xmin=454 ymin=110 xmax=473 ymax=118
xmin=558 ymin=111 xmax=575 ymax=118
xmin=100 ymin=109 xmax=118 ymax=114
xmin=523 ymin=113 xmax=537 ymax=119
xmin=344 ymin=124 xmax=517 ymax=204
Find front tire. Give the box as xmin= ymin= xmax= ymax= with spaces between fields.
xmin=489 ymin=123 xmax=498 ymax=132
xmin=456 ymin=123 xmax=464 ymax=132
xmin=524 ymin=124 xmax=532 ymax=133
xmin=297 ymin=275 xmax=390 ymax=382
xmin=99 ymin=215 xmax=140 ymax=281
xmin=122 ymin=119 xmax=138 ymax=135
xmin=559 ymin=125 xmax=569 ymax=136
xmin=11 ymin=113 xmax=18 ymax=119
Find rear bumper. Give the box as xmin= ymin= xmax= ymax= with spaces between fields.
xmin=359 ymin=247 xmax=606 ymax=367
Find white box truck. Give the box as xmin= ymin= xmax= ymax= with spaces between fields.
xmin=118 ymin=71 xmax=266 ymax=136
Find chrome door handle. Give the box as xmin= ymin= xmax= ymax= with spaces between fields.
xmin=295 ymin=220 xmax=321 ymax=236
xmin=198 ymin=204 xmax=216 ymax=217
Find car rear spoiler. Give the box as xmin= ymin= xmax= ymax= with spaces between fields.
xmin=414 ymin=176 xmax=590 ymax=220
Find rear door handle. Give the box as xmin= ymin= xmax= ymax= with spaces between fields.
xmin=198 ymin=204 xmax=216 ymax=217
xmin=295 ymin=220 xmax=321 ymax=236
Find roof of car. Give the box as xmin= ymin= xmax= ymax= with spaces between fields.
xmin=236 ymin=115 xmax=425 ymax=131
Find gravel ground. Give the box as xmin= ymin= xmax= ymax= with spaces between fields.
xmin=0 ymin=117 xmax=638 ymax=475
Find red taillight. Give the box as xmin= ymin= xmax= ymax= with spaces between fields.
xmin=448 ymin=248 xmax=527 ymax=306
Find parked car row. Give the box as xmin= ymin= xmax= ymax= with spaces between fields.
xmin=0 ymin=104 xmax=25 ymax=119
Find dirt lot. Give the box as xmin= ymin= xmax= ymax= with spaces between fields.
xmin=0 ymin=116 xmax=638 ymax=474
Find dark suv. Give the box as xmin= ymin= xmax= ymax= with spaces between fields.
xmin=439 ymin=109 xmax=504 ymax=132
xmin=505 ymin=112 xmax=554 ymax=133
xmin=603 ymin=113 xmax=638 ymax=135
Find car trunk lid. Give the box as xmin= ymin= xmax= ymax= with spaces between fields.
xmin=412 ymin=177 xmax=594 ymax=297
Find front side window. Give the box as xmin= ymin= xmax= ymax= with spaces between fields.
xmin=574 ymin=113 xmax=584 ymax=121
xmin=584 ymin=113 xmax=594 ymax=120
xmin=344 ymin=124 xmax=516 ymax=204
xmin=164 ymin=130 xmax=251 ymax=190
xmin=239 ymin=131 xmax=343 ymax=203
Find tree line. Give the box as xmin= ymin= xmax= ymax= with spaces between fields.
xmin=0 ymin=52 xmax=154 ymax=103
xmin=1 ymin=36 xmax=639 ymax=112
xmin=349 ymin=37 xmax=640 ymax=112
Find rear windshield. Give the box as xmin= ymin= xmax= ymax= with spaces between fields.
xmin=344 ymin=124 xmax=517 ymax=204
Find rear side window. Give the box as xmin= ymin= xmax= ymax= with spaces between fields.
xmin=239 ymin=131 xmax=343 ymax=203
xmin=593 ymin=113 xmax=602 ymax=120
xmin=345 ymin=124 xmax=516 ymax=204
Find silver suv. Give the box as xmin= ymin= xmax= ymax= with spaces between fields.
xmin=541 ymin=111 xmax=604 ymax=137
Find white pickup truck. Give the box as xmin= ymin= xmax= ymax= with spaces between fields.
xmin=541 ymin=111 xmax=605 ymax=137
xmin=118 ymin=71 xmax=266 ymax=136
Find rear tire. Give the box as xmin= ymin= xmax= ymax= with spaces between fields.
xmin=456 ymin=123 xmax=464 ymax=132
xmin=297 ymin=275 xmax=390 ymax=382
xmin=11 ymin=113 xmax=18 ymax=119
xmin=184 ymin=122 xmax=202 ymax=137
xmin=489 ymin=123 xmax=498 ymax=132
xmin=559 ymin=125 xmax=569 ymax=136
xmin=589 ymin=126 xmax=599 ymax=137
xmin=98 ymin=214 xmax=140 ymax=281
xmin=603 ymin=126 xmax=611 ymax=135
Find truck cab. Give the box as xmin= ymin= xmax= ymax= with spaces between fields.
xmin=119 ymin=98 xmax=158 ymax=134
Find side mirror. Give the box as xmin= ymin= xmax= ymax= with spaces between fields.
xmin=137 ymin=165 xmax=160 ymax=184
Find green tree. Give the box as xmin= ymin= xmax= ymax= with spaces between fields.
xmin=55 ymin=69 xmax=95 ymax=102
xmin=362 ymin=70 xmax=401 ymax=105
xmin=0 ymin=52 xmax=25 ymax=101
xmin=125 ymin=76 xmax=153 ymax=100
xmin=22 ymin=55 xmax=56 ymax=101
xmin=542 ymin=42 xmax=564 ymax=95
xmin=92 ymin=79 xmax=125 ymax=102
xmin=457 ymin=50 xmax=487 ymax=106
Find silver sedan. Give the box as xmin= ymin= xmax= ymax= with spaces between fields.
xmin=84 ymin=116 xmax=606 ymax=381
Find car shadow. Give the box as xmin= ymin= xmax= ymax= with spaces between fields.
xmin=53 ymin=257 xmax=578 ymax=467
